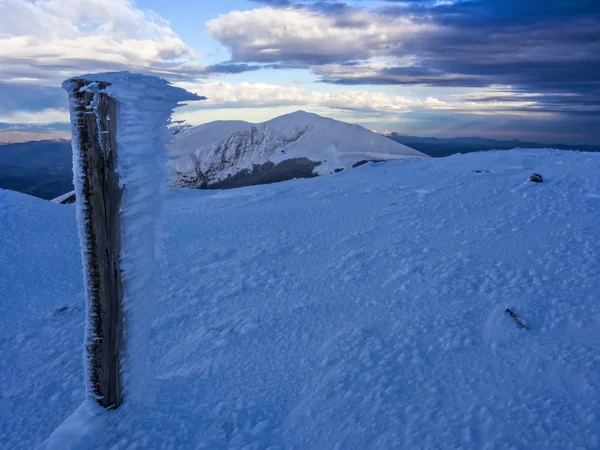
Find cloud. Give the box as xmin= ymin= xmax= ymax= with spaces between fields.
xmin=176 ymin=81 xmax=555 ymax=116
xmin=207 ymin=1 xmax=600 ymax=115
xmin=313 ymin=60 xmax=489 ymax=87
xmin=206 ymin=7 xmax=433 ymax=65
xmin=0 ymin=0 xmax=275 ymax=126
xmin=0 ymin=0 xmax=205 ymax=85
xmin=179 ymin=81 xmax=419 ymax=112
xmin=253 ymin=0 xmax=600 ymax=19
xmin=0 ymin=130 xmax=71 ymax=144
xmin=0 ymin=122 xmax=71 ymax=143
xmin=200 ymin=63 xmax=263 ymax=75
xmin=1 ymin=78 xmax=558 ymax=131
xmin=0 ymin=82 xmax=66 ymax=114
xmin=0 ymin=108 xmax=70 ymax=124
xmin=2 ymin=0 xmax=598 ymax=144
xmin=170 ymin=80 xmax=600 ymax=144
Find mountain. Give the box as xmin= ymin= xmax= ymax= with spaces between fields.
xmin=0 ymin=139 xmax=73 ymax=199
xmin=3 ymin=149 xmax=600 ymax=449
xmin=385 ymin=133 xmax=600 ymax=157
xmin=5 ymin=122 xmax=599 ymax=200
xmin=170 ymin=111 xmax=426 ymax=189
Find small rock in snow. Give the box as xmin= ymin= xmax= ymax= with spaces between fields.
xmin=530 ymin=173 xmax=543 ymax=183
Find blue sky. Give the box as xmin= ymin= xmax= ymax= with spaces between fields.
xmin=0 ymin=0 xmax=598 ymax=144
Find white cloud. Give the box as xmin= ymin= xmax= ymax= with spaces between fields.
xmin=206 ymin=7 xmax=433 ymax=64
xmin=175 ymin=81 xmax=546 ymax=117
xmin=177 ymin=81 xmax=420 ymax=113
xmin=0 ymin=108 xmax=69 ymax=123
xmin=0 ymin=0 xmax=202 ymax=84
xmin=422 ymin=95 xmax=548 ymax=116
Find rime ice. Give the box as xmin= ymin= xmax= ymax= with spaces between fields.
xmin=62 ymin=72 xmax=202 ymax=406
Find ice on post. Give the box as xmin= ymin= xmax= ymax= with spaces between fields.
xmin=62 ymin=72 xmax=202 ymax=408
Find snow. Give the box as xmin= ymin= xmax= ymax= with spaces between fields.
xmin=169 ymin=110 xmax=426 ymax=187
xmin=51 ymin=190 xmax=76 ymax=204
xmin=1 ymin=148 xmax=600 ymax=449
xmin=61 ymin=72 xmax=202 ymax=406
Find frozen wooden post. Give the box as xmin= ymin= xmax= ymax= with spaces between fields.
xmin=63 ymin=72 xmax=202 ymax=409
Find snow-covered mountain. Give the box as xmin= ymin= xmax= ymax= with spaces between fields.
xmin=169 ymin=110 xmax=426 ymax=189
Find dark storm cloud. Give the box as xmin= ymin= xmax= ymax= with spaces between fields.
xmin=382 ymin=0 xmax=600 ymax=20
xmin=228 ymin=0 xmax=600 ymax=138
xmin=262 ymin=0 xmax=600 ymax=18
xmin=383 ymin=0 xmax=599 ymax=92
xmin=0 ymin=83 xmax=66 ymax=114
xmin=239 ymin=0 xmax=600 ymax=96
xmin=377 ymin=19 xmax=599 ymax=93
xmin=319 ymin=65 xmax=489 ymax=87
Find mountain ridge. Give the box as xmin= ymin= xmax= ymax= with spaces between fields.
xmin=385 ymin=133 xmax=600 ymax=157
xmin=170 ymin=110 xmax=426 ymax=189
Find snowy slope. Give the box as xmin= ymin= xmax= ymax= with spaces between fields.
xmin=2 ymin=149 xmax=600 ymax=449
xmin=169 ymin=111 xmax=426 ymax=188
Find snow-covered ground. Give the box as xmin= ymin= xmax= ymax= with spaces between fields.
xmin=1 ymin=149 xmax=599 ymax=449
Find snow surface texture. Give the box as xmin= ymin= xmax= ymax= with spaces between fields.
xmin=61 ymin=72 xmax=202 ymax=407
xmin=170 ymin=110 xmax=427 ymax=189
xmin=1 ymin=149 xmax=599 ymax=449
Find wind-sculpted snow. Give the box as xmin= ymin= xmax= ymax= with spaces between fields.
xmin=62 ymin=72 xmax=201 ymax=407
xmin=170 ymin=110 xmax=427 ymax=189
xmin=1 ymin=149 xmax=599 ymax=449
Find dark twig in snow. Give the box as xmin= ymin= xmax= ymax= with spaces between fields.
xmin=505 ymin=308 xmax=529 ymax=329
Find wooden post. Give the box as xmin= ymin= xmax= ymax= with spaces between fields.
xmin=70 ymin=80 xmax=123 ymax=409
xmin=65 ymin=72 xmax=201 ymax=409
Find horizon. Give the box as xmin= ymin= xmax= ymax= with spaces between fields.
xmin=1 ymin=0 xmax=599 ymax=145
xmin=3 ymin=109 xmax=600 ymax=149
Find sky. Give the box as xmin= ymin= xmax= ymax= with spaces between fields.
xmin=0 ymin=0 xmax=599 ymax=144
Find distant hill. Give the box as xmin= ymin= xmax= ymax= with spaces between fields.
xmin=385 ymin=133 xmax=600 ymax=157
xmin=170 ymin=110 xmax=426 ymax=189
xmin=2 ymin=129 xmax=599 ymax=200
xmin=0 ymin=140 xmax=72 ymax=199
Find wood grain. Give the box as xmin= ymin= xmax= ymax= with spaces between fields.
xmin=71 ymin=80 xmax=124 ymax=408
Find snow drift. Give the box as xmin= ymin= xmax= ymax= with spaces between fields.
xmin=1 ymin=149 xmax=599 ymax=449
xmin=170 ymin=110 xmax=427 ymax=189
